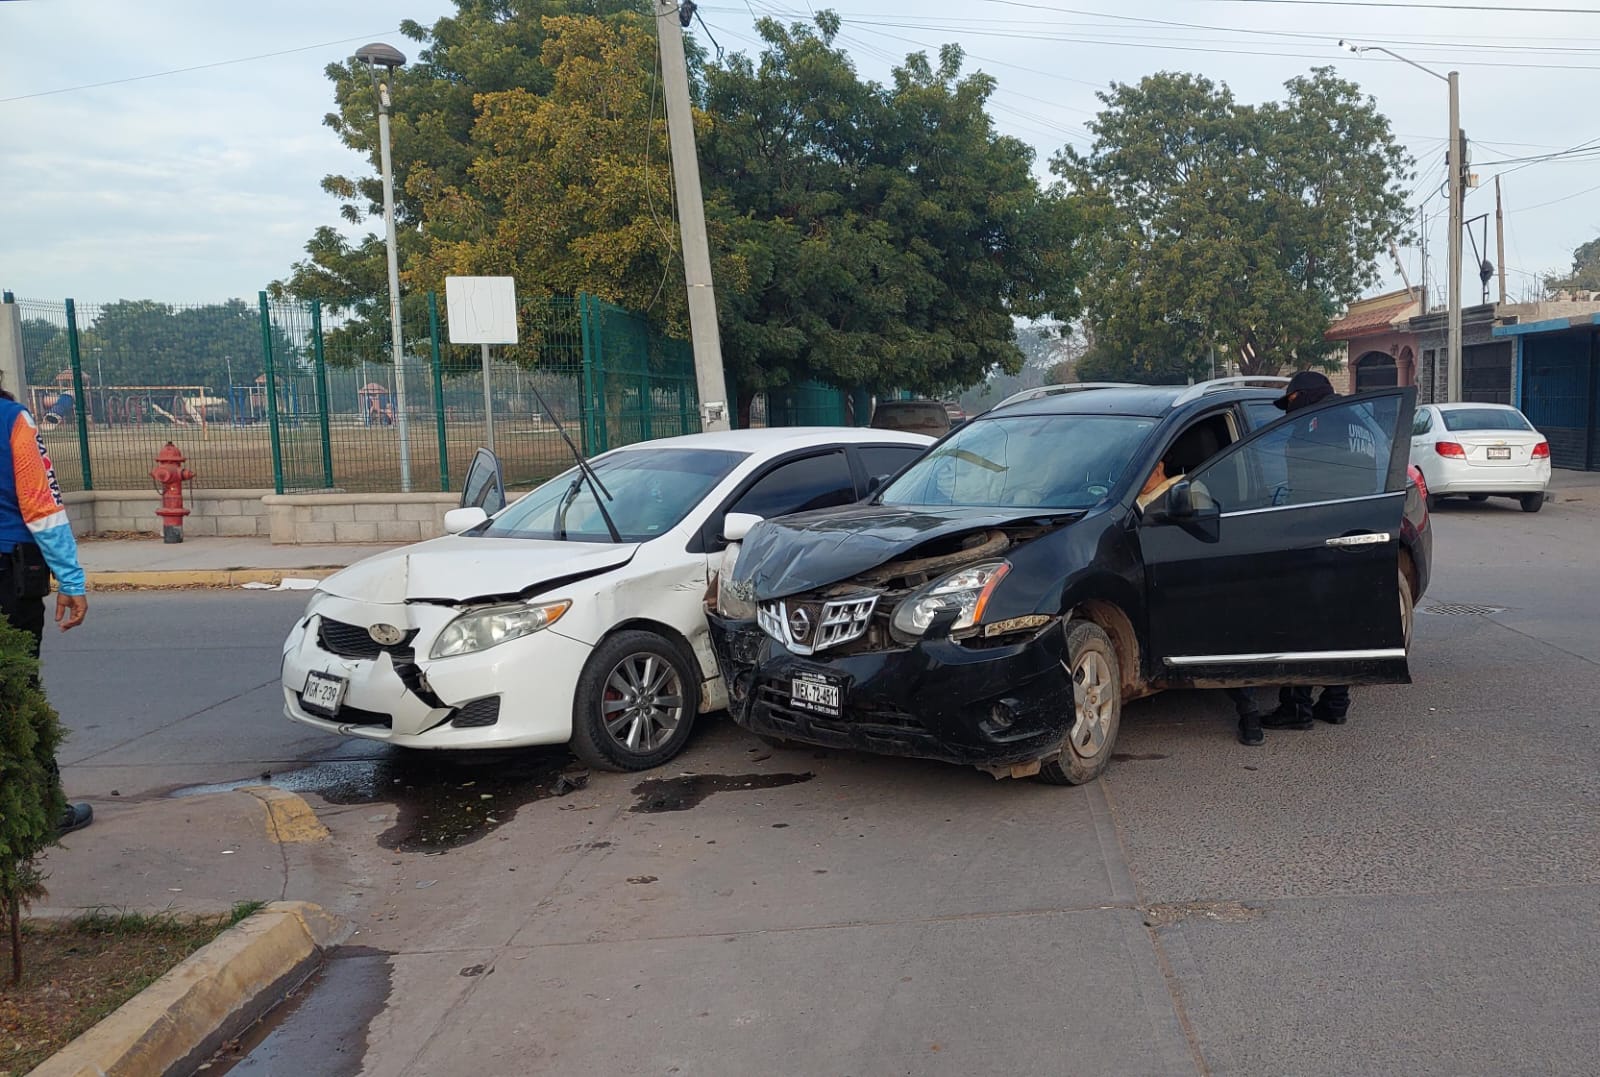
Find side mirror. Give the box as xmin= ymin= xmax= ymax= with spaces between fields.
xmin=443 ymin=506 xmax=488 ymax=535
xmin=1166 ymin=480 xmax=1216 ymax=520
xmin=722 ymin=512 xmax=763 ymax=543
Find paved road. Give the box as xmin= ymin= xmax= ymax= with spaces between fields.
xmin=51 ymin=475 xmax=1600 ymax=1075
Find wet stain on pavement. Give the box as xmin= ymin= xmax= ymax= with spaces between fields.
xmin=628 ymin=772 xmax=815 ymax=814
xmin=173 ymin=745 xmax=583 ymax=852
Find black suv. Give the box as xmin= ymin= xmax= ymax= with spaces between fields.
xmin=708 ymin=378 xmax=1430 ymax=785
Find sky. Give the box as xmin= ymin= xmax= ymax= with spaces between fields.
xmin=3 ymin=0 xmax=1599 ymax=309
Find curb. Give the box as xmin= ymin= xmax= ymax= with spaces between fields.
xmin=29 ymin=901 xmax=350 ymax=1077
xmin=84 ymin=568 xmax=339 ymax=590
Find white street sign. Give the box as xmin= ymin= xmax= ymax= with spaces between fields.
xmin=444 ymin=276 xmax=518 ymax=345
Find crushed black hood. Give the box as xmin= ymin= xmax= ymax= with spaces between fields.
xmin=736 ymin=503 xmax=1079 ymax=600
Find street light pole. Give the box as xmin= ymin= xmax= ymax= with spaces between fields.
xmin=1339 ymin=41 xmax=1462 ymax=402
xmin=355 ymin=43 xmax=414 ymax=490
xmin=654 ymin=0 xmax=731 ymax=431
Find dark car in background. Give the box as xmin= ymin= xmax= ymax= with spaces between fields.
xmin=870 ymin=399 xmax=952 ymax=438
xmin=709 ymin=378 xmax=1428 ymax=786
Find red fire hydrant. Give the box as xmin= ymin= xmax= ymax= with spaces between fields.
xmin=150 ymin=442 xmax=195 ymax=544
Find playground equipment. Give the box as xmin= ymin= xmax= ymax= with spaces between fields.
xmin=358 ymin=382 xmax=396 ymax=426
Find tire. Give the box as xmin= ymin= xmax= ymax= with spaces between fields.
xmin=1038 ymin=621 xmax=1122 ymax=786
xmin=569 ymin=630 xmax=701 ymax=772
xmin=1425 ymin=493 xmax=1441 ymax=512
xmin=1399 ymin=566 xmax=1415 ymax=652
xmin=1520 ymin=493 xmax=1544 ymax=513
xmin=1467 ymin=494 xmax=1488 ymax=502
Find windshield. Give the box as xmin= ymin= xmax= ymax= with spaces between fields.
xmin=482 ymin=448 xmax=747 ymax=542
xmin=1441 ymin=407 xmax=1532 ymax=432
xmin=880 ymin=415 xmax=1157 ymax=510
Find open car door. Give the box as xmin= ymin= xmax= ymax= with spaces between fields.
xmin=1140 ymin=388 xmax=1415 ymax=688
xmin=460 ymin=448 xmax=506 ymax=514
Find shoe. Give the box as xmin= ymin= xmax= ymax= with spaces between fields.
xmin=1313 ymin=708 xmax=1348 ymax=725
xmin=1237 ymin=717 xmax=1264 ymax=746
xmin=57 ymin=803 xmax=93 ymax=835
xmin=1259 ymin=707 xmax=1313 ymax=731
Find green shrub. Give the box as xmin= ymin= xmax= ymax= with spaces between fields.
xmin=0 ymin=617 xmax=65 ymax=984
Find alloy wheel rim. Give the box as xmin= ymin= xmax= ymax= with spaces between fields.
xmin=1068 ymin=649 xmax=1114 ymax=756
xmin=601 ymin=653 xmax=684 ymax=754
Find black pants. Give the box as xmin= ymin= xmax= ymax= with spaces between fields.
xmin=0 ymin=576 xmax=52 ymax=783
xmin=1279 ymin=684 xmax=1350 ymax=720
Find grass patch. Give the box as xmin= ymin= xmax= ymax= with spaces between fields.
xmin=0 ymin=901 xmax=263 ymax=1075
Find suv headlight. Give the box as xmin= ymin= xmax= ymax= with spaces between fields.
xmin=891 ymin=561 xmax=1010 ymax=639
xmin=430 ymin=600 xmax=572 ymax=659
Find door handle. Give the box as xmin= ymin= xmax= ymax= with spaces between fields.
xmin=1325 ymin=532 xmax=1391 ymax=548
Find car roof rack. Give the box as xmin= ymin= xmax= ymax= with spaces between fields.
xmin=991 ymin=382 xmax=1143 ymax=411
xmin=1169 ymin=376 xmax=1290 ymax=408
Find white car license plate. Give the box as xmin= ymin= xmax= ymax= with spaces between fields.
xmin=1487 ymin=447 xmax=1512 ymax=460
xmin=302 ymin=671 xmax=347 ymax=717
xmin=790 ymin=673 xmax=842 ymax=718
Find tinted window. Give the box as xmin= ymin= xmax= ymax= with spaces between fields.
xmin=730 ymin=451 xmax=857 ymax=519
xmin=882 ymin=415 xmax=1157 ymax=510
xmin=859 ymin=445 xmax=924 ymax=484
xmin=1243 ymin=400 xmax=1282 ymax=431
xmin=484 ymin=448 xmax=745 ymax=542
xmin=1440 ymin=407 xmax=1532 ymax=432
xmin=461 ymin=449 xmax=505 ymax=513
xmin=872 ymin=402 xmax=950 ymax=435
xmin=1190 ymin=396 xmax=1402 ymax=512
xmin=1412 ymin=409 xmax=1434 ymax=436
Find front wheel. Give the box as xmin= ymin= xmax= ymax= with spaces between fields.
xmin=569 ymin=631 xmax=701 ymax=772
xmin=1038 ymin=621 xmax=1122 ymax=786
xmin=1520 ymin=493 xmax=1545 ymax=513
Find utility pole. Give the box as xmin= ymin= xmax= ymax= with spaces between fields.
xmin=654 ymin=0 xmax=731 ymax=431
xmin=1446 ymin=71 xmax=1463 ymax=403
xmin=1495 ymin=175 xmax=1507 ymax=305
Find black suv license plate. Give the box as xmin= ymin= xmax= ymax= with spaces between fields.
xmin=790 ymin=671 xmax=843 ymax=718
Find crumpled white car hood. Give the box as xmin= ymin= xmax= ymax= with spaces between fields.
xmin=316 ymin=535 xmax=640 ymax=604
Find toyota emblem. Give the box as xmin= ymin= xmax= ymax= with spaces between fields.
xmin=368 ymin=623 xmax=406 ymax=647
xmin=787 ymin=607 xmax=812 ymax=641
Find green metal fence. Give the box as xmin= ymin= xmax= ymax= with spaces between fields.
xmin=11 ymin=290 xmax=864 ymax=494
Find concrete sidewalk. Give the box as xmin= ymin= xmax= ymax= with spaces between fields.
xmin=77 ymin=537 xmax=402 ymax=588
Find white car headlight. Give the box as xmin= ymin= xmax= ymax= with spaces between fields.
xmin=430 ymin=600 xmax=572 ymax=659
xmin=891 ymin=561 xmax=1010 ymax=639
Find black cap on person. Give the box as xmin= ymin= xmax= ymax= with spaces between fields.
xmin=1272 ymin=370 xmax=1336 ymax=412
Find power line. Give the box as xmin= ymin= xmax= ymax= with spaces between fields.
xmin=0 ymin=33 xmax=391 ymax=104
xmin=993 ymin=0 xmax=1600 ymax=14
xmin=1507 ymin=180 xmax=1600 ymax=213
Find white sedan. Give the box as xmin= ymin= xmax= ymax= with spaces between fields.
xmin=1409 ymin=402 xmax=1552 ymax=513
xmin=280 ymin=428 xmax=932 ymax=770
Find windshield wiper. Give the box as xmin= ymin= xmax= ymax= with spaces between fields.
xmin=527 ymin=383 xmax=622 ymax=543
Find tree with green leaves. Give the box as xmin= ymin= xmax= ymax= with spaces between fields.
xmin=1056 ymin=69 xmax=1411 ymax=383
xmin=273 ymin=0 xmax=660 ymax=343
xmin=1546 ymin=236 xmax=1600 ymax=294
xmin=0 ymin=619 xmax=64 ymax=985
xmin=35 ymin=301 xmax=296 ymax=390
xmin=702 ymin=15 xmax=1080 ymax=417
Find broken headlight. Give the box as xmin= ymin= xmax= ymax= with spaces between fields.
xmin=430 ymin=600 xmax=571 ymax=659
xmin=891 ymin=561 xmax=1010 ymax=639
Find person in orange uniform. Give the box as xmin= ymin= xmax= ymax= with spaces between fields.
xmin=0 ymin=389 xmax=91 ymax=833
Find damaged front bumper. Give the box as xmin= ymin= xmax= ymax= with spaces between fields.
xmin=281 ymin=591 xmax=588 ymax=749
xmin=708 ymin=611 xmax=1072 ymax=768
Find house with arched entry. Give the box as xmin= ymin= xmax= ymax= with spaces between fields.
xmin=1324 ymin=287 xmax=1424 ymax=394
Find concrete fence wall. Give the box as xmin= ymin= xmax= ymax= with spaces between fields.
xmin=62 ymin=489 xmax=460 ymax=545
xmin=261 ymin=492 xmax=459 ymax=545
xmin=64 ymin=489 xmax=273 ymax=538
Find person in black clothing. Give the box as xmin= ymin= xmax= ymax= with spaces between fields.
xmin=1260 ymin=371 xmax=1353 ymax=731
